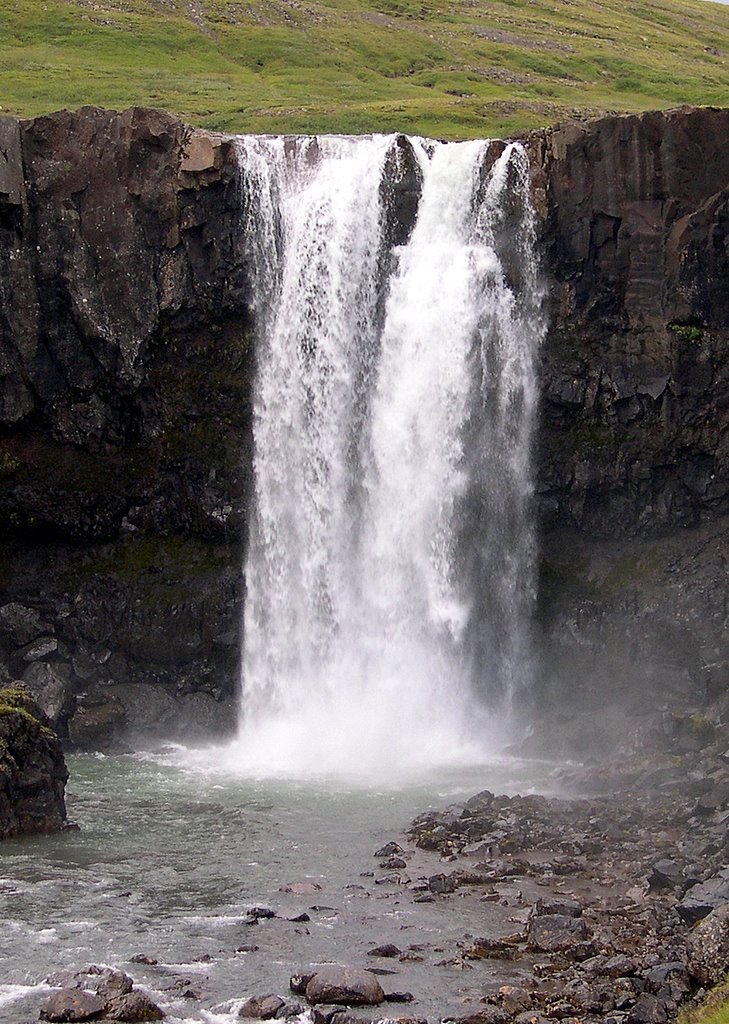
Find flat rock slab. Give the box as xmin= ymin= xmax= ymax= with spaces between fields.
xmin=305 ymin=966 xmax=385 ymax=1006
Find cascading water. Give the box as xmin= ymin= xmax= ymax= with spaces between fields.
xmin=229 ymin=133 xmax=543 ymax=778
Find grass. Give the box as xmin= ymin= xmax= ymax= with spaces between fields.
xmin=0 ymin=0 xmax=728 ymax=138
xmin=681 ymin=983 xmax=729 ymax=1024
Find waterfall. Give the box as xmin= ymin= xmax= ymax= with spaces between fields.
xmin=232 ymin=133 xmax=543 ymax=778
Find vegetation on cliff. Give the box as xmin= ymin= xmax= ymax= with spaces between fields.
xmin=1 ymin=0 xmax=729 ymax=138
xmin=0 ymin=685 xmax=68 ymax=839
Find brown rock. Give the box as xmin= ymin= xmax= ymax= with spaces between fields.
xmin=238 ymin=994 xmax=285 ymax=1019
xmin=39 ymin=989 xmax=105 ymax=1022
xmin=304 ymin=966 xmax=384 ymax=1006
xmin=104 ymin=989 xmax=165 ymax=1020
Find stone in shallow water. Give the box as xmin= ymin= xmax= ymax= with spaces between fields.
xmin=304 ymin=966 xmax=385 ymax=1006
xmin=238 ymin=994 xmax=286 ymax=1019
xmin=374 ymin=842 xmax=404 ymax=858
xmin=366 ymin=944 xmax=401 ymax=958
xmin=104 ymin=989 xmax=165 ymax=1020
xmin=39 ymin=989 xmax=105 ymax=1022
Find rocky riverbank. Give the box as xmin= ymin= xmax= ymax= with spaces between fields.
xmin=23 ymin=733 xmax=729 ymax=1024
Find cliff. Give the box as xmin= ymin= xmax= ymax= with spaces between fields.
xmin=1 ymin=104 xmax=728 ymax=748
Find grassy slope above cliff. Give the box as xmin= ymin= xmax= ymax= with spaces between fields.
xmin=1 ymin=0 xmax=729 ymax=138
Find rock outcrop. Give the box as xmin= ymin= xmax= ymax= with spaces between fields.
xmin=0 ymin=686 xmax=68 ymax=838
xmin=1 ymin=103 xmax=729 ymax=745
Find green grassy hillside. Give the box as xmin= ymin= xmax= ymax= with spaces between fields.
xmin=1 ymin=0 xmax=729 ymax=138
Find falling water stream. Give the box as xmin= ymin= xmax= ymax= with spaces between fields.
xmin=230 ymin=133 xmax=543 ymax=777
xmin=0 ymin=134 xmax=547 ymax=1023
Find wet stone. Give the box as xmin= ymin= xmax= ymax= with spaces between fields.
xmin=428 ymin=872 xmax=458 ymax=894
xmin=374 ymin=842 xmax=404 ymax=858
xmin=526 ymin=913 xmax=589 ymax=952
xmin=367 ymin=944 xmax=402 ymax=958
xmin=39 ymin=989 xmax=106 ymax=1022
xmin=305 ymin=966 xmax=385 ymax=1006
xmin=238 ymin=994 xmax=286 ymax=1019
xmin=105 ymin=989 xmax=165 ymax=1020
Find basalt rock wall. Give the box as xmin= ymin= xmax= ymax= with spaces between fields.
xmin=1 ymin=104 xmax=729 ymax=748
xmin=0 ymin=107 xmax=251 ymax=747
xmin=528 ymin=106 xmax=729 ymax=739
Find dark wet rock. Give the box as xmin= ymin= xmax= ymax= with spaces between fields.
xmin=22 ymin=661 xmax=71 ymax=727
xmin=644 ymin=962 xmax=690 ymax=1002
xmin=428 ymin=873 xmax=458 ymax=894
xmin=287 ymin=912 xmax=311 ymax=923
xmin=383 ymin=991 xmax=415 ymax=1003
xmin=289 ymin=973 xmax=316 ymax=997
xmin=678 ymin=868 xmax=729 ymax=923
xmin=0 ymin=685 xmax=67 ymax=839
xmin=367 ymin=944 xmax=401 ymax=958
xmin=84 ymin=966 xmax=134 ymax=1000
xmin=380 ymin=856 xmax=407 ymax=869
xmin=647 ymin=860 xmax=685 ymax=892
xmin=374 ymin=842 xmax=404 ymax=857
xmin=247 ymin=906 xmax=276 ymax=919
xmin=687 ymin=904 xmax=729 ymax=985
xmin=463 ymin=938 xmax=518 ymax=961
xmin=238 ymin=994 xmax=286 ymax=1019
xmin=39 ymin=989 xmax=106 ymax=1022
xmin=627 ymin=994 xmax=671 ymax=1024
xmin=534 ymin=896 xmax=583 ymax=917
xmin=526 ymin=914 xmax=590 ymax=952
xmin=104 ymin=989 xmax=165 ymax=1020
xmin=304 ymin=966 xmax=385 ymax=1006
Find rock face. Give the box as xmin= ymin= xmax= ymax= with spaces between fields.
xmin=528 ymin=106 xmax=729 ymax=730
xmin=0 ymin=686 xmax=67 ymax=838
xmin=1 ymin=103 xmax=729 ymax=744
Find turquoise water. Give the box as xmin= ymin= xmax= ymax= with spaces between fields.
xmin=0 ymin=751 xmax=563 ymax=1023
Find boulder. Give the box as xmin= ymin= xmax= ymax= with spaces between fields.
xmin=678 ymin=869 xmax=729 ymax=924
xmin=104 ymin=990 xmax=165 ymax=1020
xmin=304 ymin=966 xmax=385 ymax=1006
xmin=687 ymin=904 xmax=729 ymax=985
xmin=0 ymin=602 xmax=49 ymax=647
xmin=647 ymin=860 xmax=685 ymax=892
xmin=366 ymin=945 xmax=401 ymax=958
xmin=39 ymin=989 xmax=105 ymax=1022
xmin=238 ymin=994 xmax=286 ymax=1019
xmin=526 ymin=913 xmax=589 ymax=952
xmin=22 ymin=661 xmax=71 ymax=727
